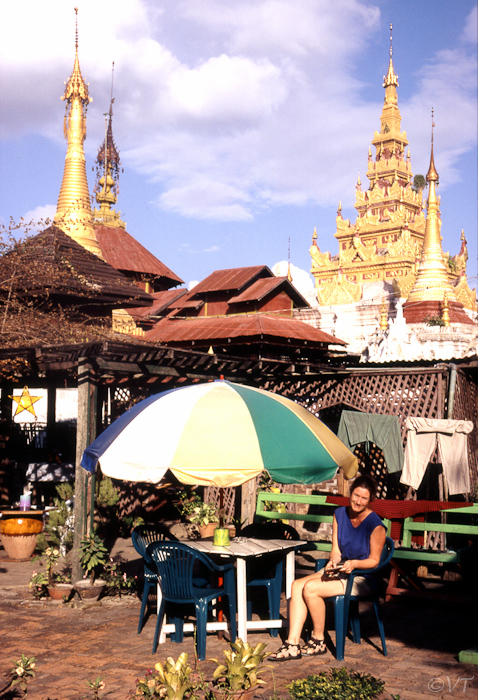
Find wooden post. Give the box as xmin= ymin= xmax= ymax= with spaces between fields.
xmin=240 ymin=477 xmax=256 ymax=527
xmin=72 ymin=359 xmax=98 ymax=583
xmin=46 ymin=385 xmax=56 ymax=455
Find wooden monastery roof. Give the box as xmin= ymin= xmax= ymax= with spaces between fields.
xmin=1 ymin=226 xmax=152 ymax=308
xmin=189 ymin=265 xmax=270 ymax=295
xmin=95 ymin=225 xmax=183 ymax=287
xmin=129 ymin=288 xmax=188 ymax=319
xmin=228 ymin=276 xmax=309 ymax=308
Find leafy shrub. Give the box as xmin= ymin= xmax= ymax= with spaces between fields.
xmin=102 ymin=559 xmax=138 ymax=597
xmin=40 ymin=483 xmax=75 ymax=555
xmin=287 ymin=668 xmax=385 ymax=700
xmin=79 ymin=533 xmax=109 ymax=584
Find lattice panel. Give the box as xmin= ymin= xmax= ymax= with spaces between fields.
xmin=353 ymin=442 xmax=408 ymax=500
xmin=450 ymin=369 xmax=478 ymax=495
xmin=264 ymin=367 xmax=478 ymax=498
xmin=265 ymin=369 xmax=445 ymax=443
xmin=204 ymin=486 xmax=236 ymax=523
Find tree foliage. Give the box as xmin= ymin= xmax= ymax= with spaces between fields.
xmin=0 ymin=217 xmax=143 ymax=378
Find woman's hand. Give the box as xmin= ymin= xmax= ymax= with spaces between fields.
xmin=340 ymin=559 xmax=357 ymax=574
xmin=325 ymin=557 xmax=340 ymax=571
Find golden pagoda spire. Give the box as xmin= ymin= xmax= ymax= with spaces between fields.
xmin=54 ymin=8 xmax=103 ymax=258
xmin=92 ymin=63 xmax=126 ymax=228
xmin=383 ymin=24 xmax=399 ymax=91
xmin=403 ymin=113 xmax=470 ymax=324
xmin=287 ymin=238 xmax=293 ymax=282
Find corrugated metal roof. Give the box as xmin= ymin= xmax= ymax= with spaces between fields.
xmin=129 ymin=288 xmax=187 ymax=318
xmin=145 ymin=313 xmax=345 ymax=345
xmin=189 ymin=266 xmax=270 ymax=295
xmin=228 ymin=277 xmax=309 ymax=308
xmin=95 ymin=225 xmax=183 ymax=286
xmin=9 ymin=226 xmax=152 ymax=307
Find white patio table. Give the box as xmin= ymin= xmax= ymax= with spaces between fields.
xmin=156 ymin=537 xmax=305 ymax=643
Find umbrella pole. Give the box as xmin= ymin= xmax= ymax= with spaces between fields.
xmin=219 ymin=487 xmax=224 ymax=528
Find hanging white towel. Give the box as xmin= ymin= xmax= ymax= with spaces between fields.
xmin=401 ymin=417 xmax=473 ymax=495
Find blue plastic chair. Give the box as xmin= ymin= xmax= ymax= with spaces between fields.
xmin=147 ymin=541 xmax=237 ymax=660
xmin=132 ymin=523 xmax=178 ymax=634
xmin=242 ymin=522 xmax=300 ymax=637
xmin=315 ymin=536 xmax=394 ymax=660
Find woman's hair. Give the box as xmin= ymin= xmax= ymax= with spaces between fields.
xmin=349 ymin=474 xmax=378 ymax=501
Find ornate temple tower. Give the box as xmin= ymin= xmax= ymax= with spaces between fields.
xmin=310 ymin=26 xmax=426 ymax=306
xmin=92 ymin=77 xmax=126 ymax=229
xmin=53 ymin=9 xmax=103 ymax=259
xmin=403 ymin=121 xmax=473 ymax=325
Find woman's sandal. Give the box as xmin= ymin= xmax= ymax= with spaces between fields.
xmin=269 ymin=641 xmax=302 ymax=662
xmin=301 ymin=636 xmax=327 ymax=656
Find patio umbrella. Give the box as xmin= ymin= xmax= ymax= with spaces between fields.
xmin=81 ymin=380 xmax=358 ymax=487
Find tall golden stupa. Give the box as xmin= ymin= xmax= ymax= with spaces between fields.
xmin=402 ymin=117 xmax=473 ymax=325
xmin=309 ymin=26 xmax=474 ymax=315
xmin=53 ymin=8 xmax=103 ymax=259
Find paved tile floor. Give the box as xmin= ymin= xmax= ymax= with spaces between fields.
xmin=1 ymin=539 xmax=477 ymax=700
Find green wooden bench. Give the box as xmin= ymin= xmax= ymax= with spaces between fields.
xmin=255 ymin=491 xmax=478 ymax=599
xmin=386 ymin=503 xmax=478 ymax=600
xmin=256 ymin=491 xmax=336 ymax=549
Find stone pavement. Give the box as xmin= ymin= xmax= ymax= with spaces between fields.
xmin=0 ymin=539 xmax=477 ymax=700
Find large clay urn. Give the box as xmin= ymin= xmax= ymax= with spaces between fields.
xmin=0 ymin=510 xmax=44 ymax=560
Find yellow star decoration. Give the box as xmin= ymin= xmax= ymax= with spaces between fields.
xmin=9 ymin=386 xmax=42 ymax=418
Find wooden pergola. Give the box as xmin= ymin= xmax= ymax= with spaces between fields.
xmin=1 ymin=340 xmax=477 ymax=579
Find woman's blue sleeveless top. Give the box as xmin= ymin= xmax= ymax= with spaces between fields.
xmin=335 ymin=506 xmax=385 ymax=561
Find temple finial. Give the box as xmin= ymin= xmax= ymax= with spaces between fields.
xmin=287 ymin=237 xmax=293 ymax=282
xmin=427 ymin=109 xmax=439 ymax=183
xmin=74 ymin=7 xmax=78 ymax=51
xmin=111 ymin=61 xmax=115 ymax=103
xmin=92 ymin=63 xmax=125 ymax=228
xmin=383 ymin=22 xmax=398 ymax=88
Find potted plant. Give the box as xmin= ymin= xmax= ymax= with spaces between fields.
xmin=133 ymin=652 xmax=198 ymax=700
xmin=33 ymin=546 xmax=74 ymax=602
xmin=75 ymin=533 xmax=109 ymax=601
xmin=177 ymin=490 xmax=219 ymax=537
xmin=209 ymin=639 xmax=270 ymax=700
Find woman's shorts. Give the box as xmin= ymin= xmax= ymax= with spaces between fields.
xmin=338 ymin=575 xmax=371 ymax=596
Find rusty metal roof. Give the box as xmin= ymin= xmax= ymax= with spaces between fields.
xmin=228 ymin=277 xmax=309 ymax=308
xmin=129 ymin=288 xmax=188 ymax=319
xmin=189 ymin=266 xmax=270 ymax=295
xmin=95 ymin=225 xmax=183 ymax=286
xmin=145 ymin=313 xmax=345 ymax=346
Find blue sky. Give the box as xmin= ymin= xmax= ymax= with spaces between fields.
xmin=0 ymin=0 xmax=476 ymax=296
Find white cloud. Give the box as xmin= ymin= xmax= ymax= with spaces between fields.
xmin=272 ymin=261 xmax=315 ymax=299
xmin=0 ymin=0 xmax=476 ymax=229
xmin=168 ymin=55 xmax=286 ymax=123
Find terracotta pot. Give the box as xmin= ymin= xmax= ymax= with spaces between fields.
xmin=209 ymin=684 xmax=260 ymax=700
xmin=0 ymin=510 xmax=44 ymax=561
xmin=75 ymin=579 xmax=106 ymax=602
xmin=198 ymin=522 xmax=218 ymax=538
xmin=47 ymin=584 xmax=74 ymax=603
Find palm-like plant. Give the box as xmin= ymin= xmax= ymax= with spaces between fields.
xmin=79 ymin=534 xmax=108 ymax=584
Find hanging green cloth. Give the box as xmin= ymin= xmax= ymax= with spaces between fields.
xmin=337 ymin=411 xmax=404 ymax=474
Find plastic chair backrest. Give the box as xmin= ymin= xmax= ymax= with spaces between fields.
xmin=358 ymin=536 xmax=395 ymax=577
xmin=132 ymin=523 xmax=177 ymax=559
xmin=242 ymin=522 xmax=300 ymax=541
xmin=147 ymin=541 xmax=215 ymax=601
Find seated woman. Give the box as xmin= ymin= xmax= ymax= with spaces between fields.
xmin=271 ymin=474 xmax=386 ymax=660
